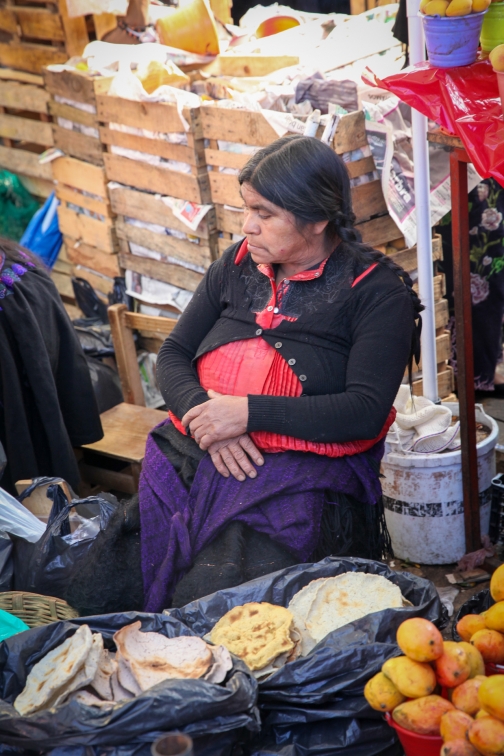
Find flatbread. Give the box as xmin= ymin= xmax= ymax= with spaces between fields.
xmin=14 ymin=625 xmax=93 ymax=716
xmin=114 ymin=622 xmax=213 ymax=692
xmin=49 ymin=632 xmax=103 ymax=709
xmin=70 ymin=688 xmax=116 ymax=710
xmin=90 ymin=647 xmax=117 ymax=701
xmin=203 ymin=645 xmax=233 ymax=684
xmin=210 ymin=602 xmax=294 ymax=671
xmin=116 ymin=651 xmax=142 ymax=696
xmin=110 ymin=669 xmax=135 ymax=702
xmin=288 ymin=573 xmax=403 ymax=648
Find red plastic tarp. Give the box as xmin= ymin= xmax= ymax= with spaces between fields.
xmin=372 ymin=60 xmax=504 ymax=185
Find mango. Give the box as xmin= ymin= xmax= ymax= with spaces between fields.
xmin=471 ymin=629 xmax=504 ymax=664
xmin=457 ymin=615 xmax=487 ymax=643
xmin=469 ymin=716 xmax=504 ymax=755
xmin=440 ymin=710 xmax=474 ymax=741
xmin=472 ymin=0 xmax=490 ymax=10
xmin=490 ymin=564 xmax=504 ymax=602
xmin=382 ymin=655 xmax=437 ymax=698
xmin=441 ymin=741 xmax=480 ymax=756
xmin=424 ymin=0 xmax=449 ymax=14
xmin=490 ymin=45 xmax=504 ymax=72
xmin=476 ymin=710 xmax=492 ymax=719
xmin=397 ymin=618 xmax=444 ymax=662
xmin=435 ymin=642 xmax=471 ymax=688
xmin=478 ymin=676 xmax=504 ymax=722
xmin=392 ymin=695 xmax=454 ymax=735
xmin=419 ymin=0 xmax=431 ymax=9
xmin=458 ymin=642 xmax=486 ymax=678
xmin=452 ymin=677 xmax=485 ymax=716
xmin=485 ymin=602 xmax=504 ymax=634
xmin=446 ymin=0 xmax=473 ymax=14
xmin=364 ymin=672 xmax=405 ymax=712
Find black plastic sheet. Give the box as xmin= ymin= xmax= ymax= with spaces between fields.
xmin=169 ymin=557 xmax=444 ymax=755
xmin=452 ymin=588 xmax=494 ymax=641
xmin=0 ymin=531 xmax=13 ymax=593
xmin=0 ymin=612 xmax=259 ymax=751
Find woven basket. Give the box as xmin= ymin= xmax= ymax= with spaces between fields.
xmin=0 ymin=592 xmax=78 ymax=628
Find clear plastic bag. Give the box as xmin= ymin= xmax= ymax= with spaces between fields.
xmin=0 ymin=488 xmax=45 ymax=543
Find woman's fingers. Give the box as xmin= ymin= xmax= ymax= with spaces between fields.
xmin=210 ymin=450 xmax=230 ymax=478
xmin=225 ymin=441 xmax=257 ymax=479
xmin=218 ymin=445 xmax=247 ymax=481
xmin=181 ymin=402 xmax=206 ymax=428
xmin=239 ymin=435 xmax=264 ymax=466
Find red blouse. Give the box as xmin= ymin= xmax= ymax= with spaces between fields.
xmin=169 ymin=241 xmax=395 ymax=457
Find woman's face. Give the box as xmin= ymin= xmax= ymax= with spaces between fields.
xmin=241 ymin=183 xmax=328 ymax=267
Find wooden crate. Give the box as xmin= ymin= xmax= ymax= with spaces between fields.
xmin=0 ymin=67 xmax=53 ymax=197
xmin=202 ymin=107 xmax=400 ymax=254
xmin=108 ymin=183 xmax=218 ymax=294
xmin=0 ymin=0 xmax=115 ymax=75
xmin=43 ymin=68 xmax=111 ymax=165
xmin=97 ymin=93 xmax=211 ymax=205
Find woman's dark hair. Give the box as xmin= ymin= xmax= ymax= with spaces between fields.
xmin=239 ymin=134 xmax=424 ymax=370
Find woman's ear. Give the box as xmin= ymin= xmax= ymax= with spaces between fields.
xmin=312 ymin=219 xmax=330 ymax=236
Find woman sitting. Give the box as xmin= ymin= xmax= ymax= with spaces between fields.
xmin=138 ymin=135 xmax=423 ymax=612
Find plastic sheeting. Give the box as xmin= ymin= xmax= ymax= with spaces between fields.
xmin=0 ymin=612 xmax=259 ymax=750
xmin=373 ymin=59 xmax=504 ymax=185
xmin=169 ymin=557 xmax=445 ymax=754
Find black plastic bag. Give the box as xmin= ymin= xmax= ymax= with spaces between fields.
xmin=86 ymin=356 xmax=123 ymax=414
xmin=452 ymin=588 xmax=494 ymax=641
xmin=0 ymin=532 xmax=13 ymax=592
xmin=72 ymin=277 xmax=109 ymax=323
xmin=169 ymin=557 xmax=444 ymax=755
xmin=13 ymin=480 xmax=118 ymax=602
xmin=0 ymin=442 xmax=6 ymax=483
xmin=0 ymin=612 xmax=259 ymax=750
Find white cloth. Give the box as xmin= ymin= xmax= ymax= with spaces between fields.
xmin=387 ymin=385 xmax=460 ymax=454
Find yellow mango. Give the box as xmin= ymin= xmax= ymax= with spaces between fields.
xmin=424 ymin=0 xmax=450 ymax=13
xmin=472 ymin=0 xmax=490 ymax=10
xmin=458 ymin=642 xmax=486 ymax=678
xmin=452 ymin=677 xmax=485 ymax=716
xmin=440 ymin=709 xmax=475 ymax=741
xmin=469 ymin=716 xmax=504 ymax=755
xmin=392 ymin=695 xmax=454 ymax=735
xmin=490 ymin=564 xmax=504 ymax=602
xmin=441 ymin=741 xmax=481 ymax=756
xmin=364 ymin=672 xmax=405 ymax=712
xmin=471 ymin=629 xmax=504 ymax=664
xmin=435 ymin=642 xmax=471 ymax=688
xmin=485 ymin=602 xmax=504 ymax=634
xmin=478 ymin=676 xmax=504 ymax=722
xmin=457 ymin=615 xmax=487 ymax=643
xmin=397 ymin=618 xmax=444 ymax=662
xmin=446 ymin=0 xmax=473 ymax=14
xmin=476 ymin=710 xmax=491 ymax=719
xmin=382 ymin=655 xmax=437 ymax=698
xmin=420 ymin=0 xmax=431 ymax=9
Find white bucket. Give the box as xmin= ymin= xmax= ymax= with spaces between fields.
xmin=381 ymin=403 xmax=498 ymax=564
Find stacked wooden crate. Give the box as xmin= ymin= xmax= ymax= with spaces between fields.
xmin=97 ymin=90 xmax=218 ymax=318
xmin=0 ymin=67 xmax=53 ymax=200
xmin=43 ymin=67 xmax=119 ymax=306
xmin=202 ymin=106 xmax=453 ymax=397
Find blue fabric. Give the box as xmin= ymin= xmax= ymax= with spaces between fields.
xmin=20 ymin=192 xmax=62 ymax=268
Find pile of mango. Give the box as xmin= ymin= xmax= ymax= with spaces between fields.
xmin=364 ymin=564 xmax=504 ymax=755
xmin=419 ymin=0 xmax=491 ymax=17
xmin=490 ymin=45 xmax=504 ymax=73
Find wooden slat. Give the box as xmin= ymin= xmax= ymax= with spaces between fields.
xmin=108 ymin=303 xmax=146 ymax=406
xmin=74 ymin=265 xmax=114 ymax=295
xmin=201 ymin=106 xmax=280 ymax=147
xmin=64 ymin=238 xmax=121 ymax=278
xmin=0 ymin=112 xmax=52 ymax=145
xmin=357 ymin=213 xmax=402 ymax=248
xmin=204 ymin=147 xmax=250 ymax=171
xmin=43 ymin=67 xmax=98 ymax=105
xmin=332 ymin=111 xmax=368 ymax=155
xmin=218 ymin=236 xmax=235 ymax=256
xmin=56 ymin=184 xmax=112 ymax=218
xmin=352 ymin=180 xmax=388 ymax=223
xmin=0 ymin=8 xmax=18 ymax=34
xmin=413 ymin=274 xmax=445 ymax=302
xmin=51 ymin=269 xmax=74 ymax=299
xmin=48 ymin=100 xmax=97 ymax=128
xmin=57 ymin=205 xmax=116 ymax=253
xmin=0 ymin=143 xmax=52 ymax=179
xmin=108 ymin=184 xmax=213 ymax=239
xmin=52 ymin=155 xmax=108 ymax=197
xmin=209 ymin=172 xmax=241 ymax=207
xmin=0 ymin=79 xmax=49 ymax=113
xmin=435 ymin=298 xmax=449 ymax=330
xmin=413 ymin=366 xmax=454 ymax=399
xmin=92 ymin=12 xmax=117 ymax=41
xmin=119 ymin=252 xmax=203 ymax=292
xmin=408 ymin=332 xmax=450 ymax=375
xmin=345 ymin=155 xmax=375 ymax=180
xmin=58 ymin=0 xmax=89 ymax=58
xmin=116 ymin=218 xmax=213 ymax=270
xmin=217 ymin=54 xmax=299 ymax=78
xmin=99 ymin=125 xmax=201 ymax=167
xmin=0 ymin=42 xmax=67 ymax=74
xmin=103 ymin=153 xmax=211 ymax=204
xmin=52 ymin=124 xmax=103 ymax=165
xmin=82 ymin=403 xmax=167 ymax=460
xmin=15 ymin=7 xmax=65 ymax=41
xmin=125 ymin=311 xmax=177 ymax=336
xmin=215 ymin=204 xmax=244 ymax=236
xmin=0 ymin=68 xmax=43 ymax=85
xmin=97 ymin=94 xmax=198 ymax=136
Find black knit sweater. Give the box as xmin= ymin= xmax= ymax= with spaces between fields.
xmin=156 ymin=241 xmax=415 ymax=444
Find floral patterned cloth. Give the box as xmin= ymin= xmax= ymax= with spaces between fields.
xmin=439 ymin=178 xmax=504 ymax=391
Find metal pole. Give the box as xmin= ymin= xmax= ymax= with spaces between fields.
xmin=406 ymin=0 xmax=439 ymax=402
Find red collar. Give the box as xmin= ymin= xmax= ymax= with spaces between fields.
xmin=234 ymin=239 xmax=329 ymax=282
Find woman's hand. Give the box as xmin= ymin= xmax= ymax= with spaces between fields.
xmin=208 ymin=434 xmax=264 ymax=481
xmin=181 ymin=390 xmax=248 ymax=449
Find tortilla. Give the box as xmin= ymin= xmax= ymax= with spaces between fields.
xmin=203 ymin=645 xmax=233 ymax=684
xmin=114 ymin=621 xmax=213 ymax=692
xmin=210 ymin=602 xmax=294 ymax=671
xmin=116 ymin=651 xmax=142 ymax=696
xmin=90 ymin=647 xmax=117 ymax=701
xmin=49 ymin=632 xmax=103 ymax=709
xmin=14 ymin=625 xmax=93 ymax=716
xmin=70 ymin=688 xmax=116 ymax=710
xmin=288 ymin=572 xmax=403 ymax=649
xmin=110 ymin=669 xmax=135 ymax=702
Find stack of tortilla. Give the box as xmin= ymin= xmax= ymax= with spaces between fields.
xmin=209 ymin=572 xmax=404 ymax=677
xmin=14 ymin=621 xmax=232 ymax=716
